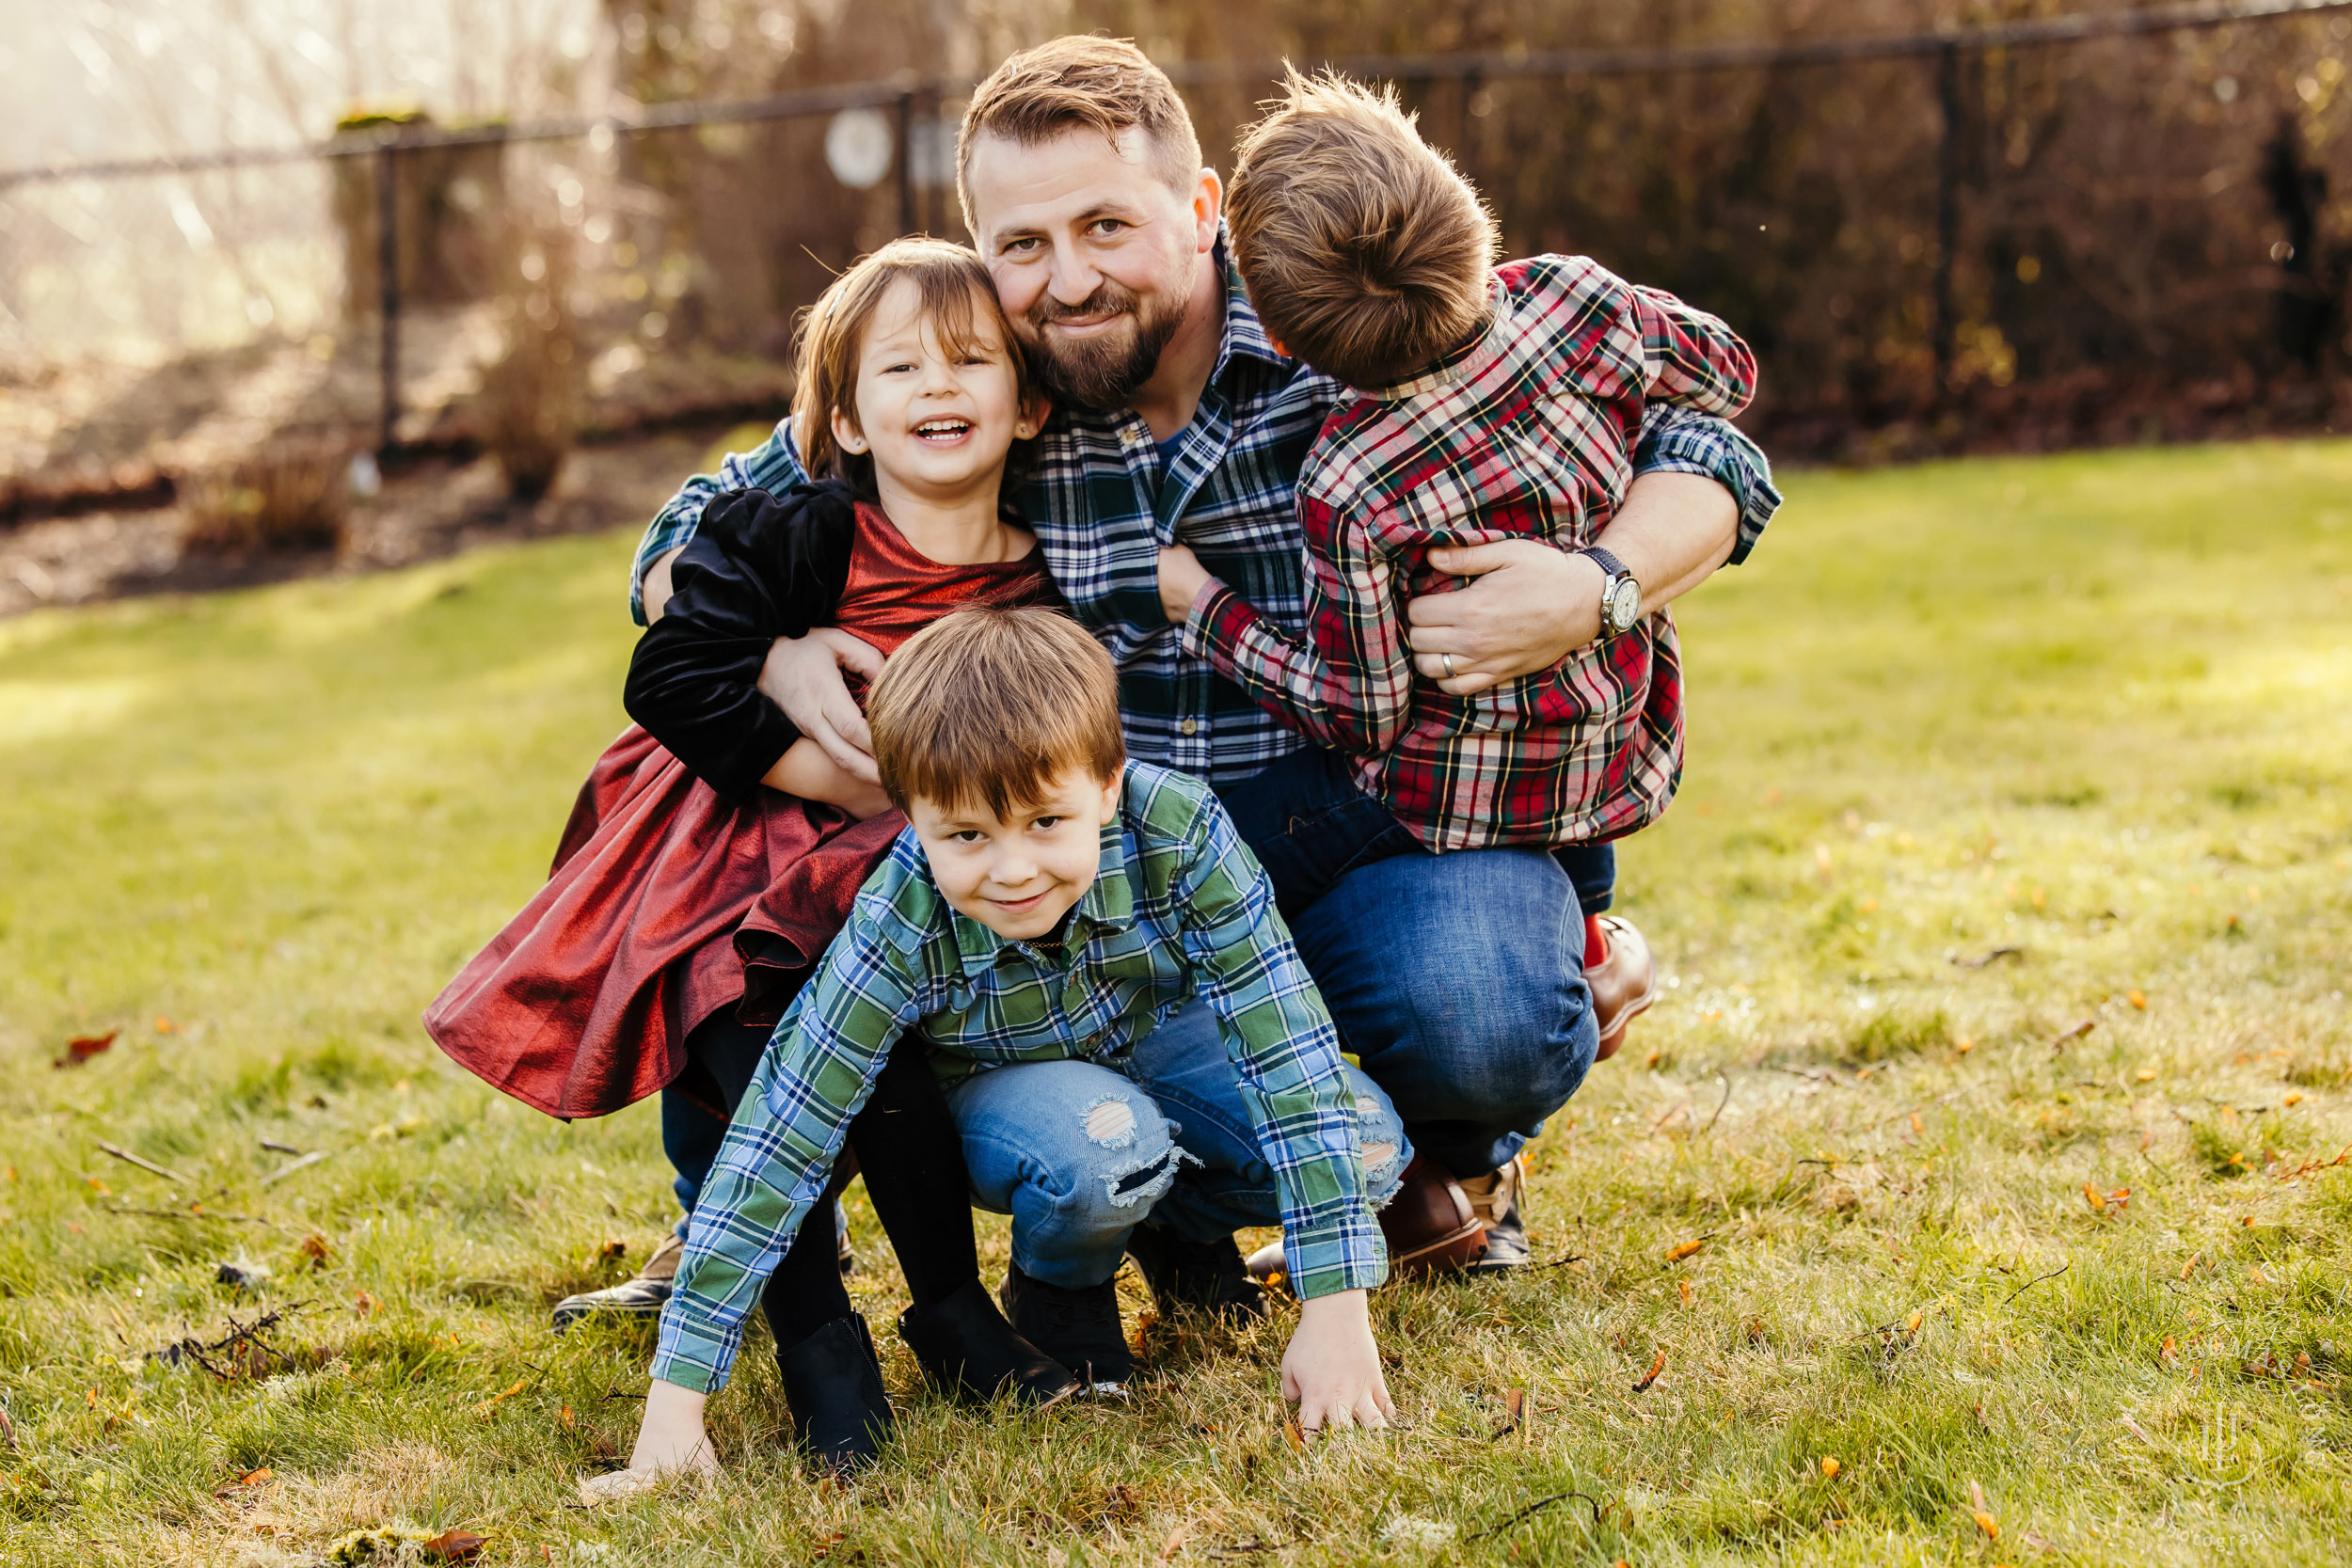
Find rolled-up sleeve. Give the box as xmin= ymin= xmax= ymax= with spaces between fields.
xmin=1632 ymin=404 xmax=1783 ymax=565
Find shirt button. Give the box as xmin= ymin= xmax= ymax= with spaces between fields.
xmin=1180 ymin=719 xmax=1199 ymax=736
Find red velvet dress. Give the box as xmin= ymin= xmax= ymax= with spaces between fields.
xmin=425 ymin=504 xmax=1052 ymax=1118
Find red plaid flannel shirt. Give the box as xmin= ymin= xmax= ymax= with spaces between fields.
xmin=1180 ymin=254 xmax=1757 ymax=852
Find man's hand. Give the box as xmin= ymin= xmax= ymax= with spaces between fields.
xmin=756 ymin=629 xmax=888 ymax=784
xmin=766 ymin=737 xmax=894 ymax=819
xmin=1279 ymin=1289 xmax=1392 ymax=1433
xmin=1405 ymin=542 xmax=1603 ymax=695
xmin=1406 ymin=470 xmax=1740 ymax=695
xmin=1156 ymin=544 xmax=1215 ymax=626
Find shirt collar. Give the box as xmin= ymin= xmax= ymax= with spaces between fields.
xmin=1211 ymin=230 xmax=1292 ymax=383
xmin=1363 ymin=272 xmax=1506 ymax=402
xmin=945 ymin=811 xmax=1139 ymax=974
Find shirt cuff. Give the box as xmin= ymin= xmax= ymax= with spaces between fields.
xmin=648 ymin=1301 xmax=740 ymax=1395
xmin=1178 ymin=578 xmax=1242 ymax=665
xmin=1634 ymin=418 xmax=1783 ymax=566
xmin=1282 ymin=1205 xmax=1390 ymax=1299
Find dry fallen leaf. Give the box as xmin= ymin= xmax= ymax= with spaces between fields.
xmin=298 ymin=1234 xmax=333 ymax=1269
xmin=2283 ymin=1092 xmax=2303 ymax=1107
xmin=421 ymin=1528 xmax=486 ymax=1562
xmin=476 ymin=1378 xmax=528 ymax=1415
xmin=353 ymin=1289 xmax=380 ymax=1317
xmin=1820 ymin=1457 xmax=1841 ymax=1479
xmin=55 ymin=1031 xmax=119 ymax=1068
xmin=1667 ymin=1238 xmax=1707 ymax=1262
xmin=2136 ymin=1068 xmax=2157 ymax=1082
xmin=1282 ymin=1418 xmax=1307 ymax=1452
xmin=2161 ymin=1336 xmax=2179 ymax=1362
xmin=1904 ymin=1308 xmax=1925 ymax=1338
xmin=1631 ymin=1348 xmax=1667 ymax=1391
xmin=1969 ymin=1480 xmax=1999 ymax=1539
xmin=153 ymin=1016 xmax=177 ymax=1034
xmin=2128 ymin=990 xmax=2147 ymax=1009
xmin=1678 ymin=1278 xmax=1693 ymax=1305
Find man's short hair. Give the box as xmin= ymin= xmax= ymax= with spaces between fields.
xmin=958 ymin=36 xmax=1203 ymax=230
xmin=1226 ymin=69 xmax=1498 ymax=388
xmin=868 ymin=605 xmax=1126 ymax=817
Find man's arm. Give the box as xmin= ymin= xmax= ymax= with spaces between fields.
xmin=1403 ymin=409 xmax=1779 ymax=695
xmin=629 ymin=419 xmax=808 ymax=625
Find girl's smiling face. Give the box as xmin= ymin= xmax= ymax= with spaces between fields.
xmin=833 ymin=276 xmax=1043 ymax=505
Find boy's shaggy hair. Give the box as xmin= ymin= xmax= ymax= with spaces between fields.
xmin=868 ymin=605 xmax=1126 ymax=817
xmin=1226 ymin=70 xmax=1499 ymax=388
xmin=791 ymin=236 xmax=1034 ymax=496
xmin=957 ymin=35 xmax=1203 ymax=230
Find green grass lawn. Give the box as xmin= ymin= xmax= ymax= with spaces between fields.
xmin=2 ymin=440 xmax=2348 ymax=1566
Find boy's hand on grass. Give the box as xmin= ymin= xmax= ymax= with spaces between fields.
xmin=607 ymin=1379 xmax=719 ymax=1489
xmin=756 ymin=630 xmax=887 ymax=784
xmin=1156 ymin=545 xmax=1216 ymax=626
xmin=1280 ymin=1289 xmax=1392 ymax=1434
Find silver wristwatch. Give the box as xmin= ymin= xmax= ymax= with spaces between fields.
xmin=1580 ymin=546 xmax=1643 ymax=639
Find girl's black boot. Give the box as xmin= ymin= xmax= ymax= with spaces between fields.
xmin=774 ymin=1313 xmax=892 ymax=1472
xmin=898 ymin=1277 xmax=1081 ymax=1406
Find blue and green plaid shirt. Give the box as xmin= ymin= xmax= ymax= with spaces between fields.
xmin=650 ymin=762 xmax=1383 ymax=1395
xmin=627 ymin=245 xmax=1780 ymax=787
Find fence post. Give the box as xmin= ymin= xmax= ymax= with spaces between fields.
xmin=376 ymin=139 xmax=402 ymax=453
xmin=1932 ymin=40 xmax=1962 ymax=386
xmin=896 ymin=89 xmax=918 ymax=237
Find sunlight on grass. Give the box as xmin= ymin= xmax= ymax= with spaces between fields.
xmin=1 ymin=441 xmax=2347 ymax=1565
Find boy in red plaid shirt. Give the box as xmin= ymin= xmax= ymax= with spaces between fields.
xmin=1156 ymin=69 xmax=1757 ymax=1082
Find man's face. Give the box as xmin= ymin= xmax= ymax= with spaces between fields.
xmin=906 ymin=766 xmax=1124 ymax=943
xmin=964 ymin=125 xmax=1218 ymax=411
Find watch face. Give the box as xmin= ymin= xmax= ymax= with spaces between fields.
xmin=1608 ymin=578 xmax=1642 ymax=630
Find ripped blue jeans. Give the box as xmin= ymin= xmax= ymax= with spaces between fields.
xmin=944 ymin=1000 xmax=1408 ymax=1290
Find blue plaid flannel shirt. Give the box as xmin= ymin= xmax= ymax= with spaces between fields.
xmin=627 ymin=247 xmax=1781 ymax=787
xmin=650 ymin=763 xmax=1382 ymax=1395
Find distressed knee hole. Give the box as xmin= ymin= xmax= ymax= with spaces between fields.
xmin=1362 ymin=1139 xmax=1400 ymax=1182
xmin=1081 ymin=1095 xmax=1138 ymax=1149
xmin=1104 ymin=1146 xmax=1199 ymax=1210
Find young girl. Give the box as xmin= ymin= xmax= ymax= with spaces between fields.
xmin=427 ymin=238 xmax=1075 ymax=1471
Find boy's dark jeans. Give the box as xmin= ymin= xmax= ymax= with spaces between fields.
xmin=1209 ymin=747 xmax=1616 ymax=924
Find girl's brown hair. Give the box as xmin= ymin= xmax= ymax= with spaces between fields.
xmin=790 ymin=236 xmax=1038 ymax=501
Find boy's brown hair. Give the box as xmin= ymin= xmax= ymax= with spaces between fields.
xmin=1226 ymin=70 xmax=1498 ymax=388
xmin=958 ymin=36 xmax=1203 ymax=230
xmin=868 ymin=604 xmax=1126 ymax=817
xmin=791 ymin=236 xmax=1035 ymax=495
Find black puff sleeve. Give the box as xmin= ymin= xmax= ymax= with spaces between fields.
xmin=622 ymin=483 xmax=859 ymax=806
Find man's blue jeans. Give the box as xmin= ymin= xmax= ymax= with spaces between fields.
xmin=945 ymin=1001 xmax=1408 ymax=1290
xmin=1213 ymin=748 xmax=1604 ymax=1178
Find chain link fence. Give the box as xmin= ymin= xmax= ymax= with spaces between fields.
xmin=7 ymin=0 xmax=2352 ymax=525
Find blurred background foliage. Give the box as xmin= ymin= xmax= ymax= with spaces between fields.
xmin=6 ymin=0 xmax=2352 ymax=482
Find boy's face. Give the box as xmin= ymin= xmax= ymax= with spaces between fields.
xmin=907 ymin=767 xmax=1123 ymax=942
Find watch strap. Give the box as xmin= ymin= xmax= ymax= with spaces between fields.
xmin=1578 ymin=546 xmax=1629 ymax=579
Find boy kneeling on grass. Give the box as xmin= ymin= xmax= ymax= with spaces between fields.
xmin=608 ymin=604 xmax=1402 ymax=1488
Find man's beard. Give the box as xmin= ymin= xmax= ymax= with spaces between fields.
xmin=1022 ymin=277 xmax=1188 ymax=413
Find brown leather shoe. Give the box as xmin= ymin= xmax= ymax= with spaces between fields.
xmin=1456 ymin=1155 xmax=1531 ymax=1273
xmin=1588 ymin=914 xmax=1657 ymax=1063
xmin=1378 ymin=1153 xmax=1487 ymax=1275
